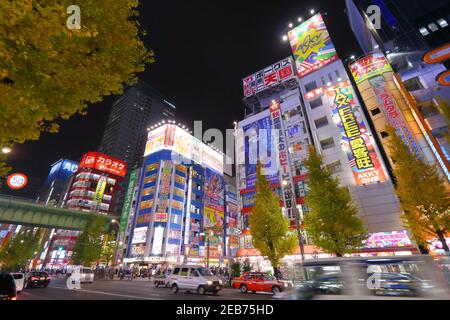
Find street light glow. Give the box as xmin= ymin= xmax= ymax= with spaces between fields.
xmin=298 ymin=17 xmax=303 ymax=22
xmin=282 ymin=35 xmax=288 ymax=41
xmin=288 ymin=22 xmax=293 ymax=28
xmin=350 ymin=55 xmax=355 ymax=60
xmin=310 ymin=9 xmax=315 ymax=14
xmin=1 ymin=147 xmax=11 ymax=154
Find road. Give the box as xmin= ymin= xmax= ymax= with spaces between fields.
xmin=18 ymin=277 xmax=273 ymax=300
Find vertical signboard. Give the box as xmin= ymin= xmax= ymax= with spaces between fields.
xmin=93 ymin=176 xmax=107 ymax=202
xmin=288 ymin=13 xmax=339 ymax=77
xmin=269 ymin=101 xmax=296 ymax=212
xmin=119 ymin=169 xmax=137 ymax=233
xmin=349 ymin=54 xmax=422 ymax=159
xmin=326 ymin=81 xmax=387 ymax=185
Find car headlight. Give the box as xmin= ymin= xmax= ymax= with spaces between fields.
xmin=284 ymin=283 xmax=288 ymax=287
xmin=207 ymin=281 xmax=212 ymax=285
xmin=219 ymin=280 xmax=223 ymax=285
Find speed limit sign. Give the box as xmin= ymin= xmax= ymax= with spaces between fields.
xmin=6 ymin=173 xmax=28 ymax=190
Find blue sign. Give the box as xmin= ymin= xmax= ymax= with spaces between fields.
xmin=46 ymin=159 xmax=79 ymax=184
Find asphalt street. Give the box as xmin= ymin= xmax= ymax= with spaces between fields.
xmin=17 ymin=278 xmax=273 ymax=300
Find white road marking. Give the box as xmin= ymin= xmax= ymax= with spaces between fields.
xmin=49 ymin=285 xmax=162 ymax=300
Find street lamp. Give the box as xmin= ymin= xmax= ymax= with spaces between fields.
xmin=282 ymin=35 xmax=288 ymax=42
xmin=1 ymin=147 xmax=11 ymax=154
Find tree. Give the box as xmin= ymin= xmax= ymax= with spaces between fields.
xmin=385 ymin=126 xmax=450 ymax=252
xmin=0 ymin=229 xmax=43 ymax=271
xmin=230 ymin=262 xmax=241 ymax=278
xmin=0 ymin=0 xmax=153 ymax=150
xmin=303 ymin=145 xmax=367 ymax=257
xmin=71 ymin=216 xmax=106 ymax=266
xmin=249 ymin=163 xmax=297 ymax=278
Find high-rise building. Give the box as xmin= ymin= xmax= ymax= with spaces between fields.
xmin=44 ymin=152 xmax=126 ymax=268
xmin=234 ymin=14 xmax=418 ymax=265
xmin=124 ymin=123 xmax=230 ymax=268
xmin=98 ymin=81 xmax=176 ymax=214
xmin=346 ymin=0 xmax=450 ymax=178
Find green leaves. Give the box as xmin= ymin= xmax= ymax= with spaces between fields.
xmin=71 ymin=216 xmax=107 ymax=266
xmin=0 ymin=229 xmax=43 ymax=271
xmin=249 ymin=163 xmax=296 ymax=269
xmin=0 ymin=0 xmax=153 ymax=150
xmin=304 ymin=145 xmax=367 ymax=256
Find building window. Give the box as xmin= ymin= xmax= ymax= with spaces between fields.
xmin=314 ymin=116 xmax=329 ymax=129
xmin=320 ymin=137 xmax=335 ymax=150
xmin=419 ymin=27 xmax=430 ymax=36
xmin=437 ymin=18 xmax=448 ymax=28
xmin=427 ymin=23 xmax=439 ymax=32
xmin=403 ymin=77 xmax=424 ymax=92
xmin=371 ymin=108 xmax=381 ymax=116
xmin=309 ymin=97 xmax=323 ymax=109
xmin=326 ymin=160 xmax=342 ymax=174
xmin=304 ymin=81 xmax=317 ymax=92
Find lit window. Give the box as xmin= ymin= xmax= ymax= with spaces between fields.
xmin=419 ymin=27 xmax=429 ymax=36
xmin=437 ymin=18 xmax=448 ymax=28
xmin=428 ymin=23 xmax=438 ymax=32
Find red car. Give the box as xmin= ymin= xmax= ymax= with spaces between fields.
xmin=231 ymin=272 xmax=292 ymax=294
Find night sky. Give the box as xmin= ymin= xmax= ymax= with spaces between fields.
xmin=4 ymin=0 xmax=362 ymax=198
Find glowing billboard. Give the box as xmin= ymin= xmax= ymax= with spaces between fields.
xmin=243 ymin=57 xmax=296 ymax=97
xmin=144 ymin=124 xmax=223 ymax=173
xmin=349 ymin=53 xmax=393 ymax=85
xmin=79 ymin=151 xmax=126 ymax=177
xmin=288 ymin=13 xmax=339 ymax=77
xmin=326 ymin=81 xmax=386 ymax=185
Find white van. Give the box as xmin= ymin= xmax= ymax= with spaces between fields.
xmin=168 ymin=265 xmax=222 ymax=295
xmin=10 ymin=273 xmax=24 ymax=293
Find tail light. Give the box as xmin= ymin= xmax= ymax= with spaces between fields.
xmin=31 ymin=276 xmax=39 ymax=281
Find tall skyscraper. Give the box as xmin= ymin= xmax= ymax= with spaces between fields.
xmin=98 ymin=81 xmax=176 ymax=213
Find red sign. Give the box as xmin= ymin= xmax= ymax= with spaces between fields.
xmin=79 ymin=152 xmax=126 ymax=177
xmin=6 ymin=173 xmax=28 ymax=189
xmin=304 ymin=86 xmax=326 ymax=100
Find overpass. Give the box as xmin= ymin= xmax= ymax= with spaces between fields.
xmin=0 ymin=195 xmax=118 ymax=231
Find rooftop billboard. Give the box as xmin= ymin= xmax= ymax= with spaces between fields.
xmin=79 ymin=151 xmax=126 ymax=177
xmin=288 ymin=13 xmax=339 ymax=77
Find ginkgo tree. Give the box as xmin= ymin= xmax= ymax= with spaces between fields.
xmin=249 ymin=163 xmax=297 ymax=278
xmin=0 ymin=0 xmax=153 ymax=174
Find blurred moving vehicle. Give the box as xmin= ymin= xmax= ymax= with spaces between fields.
xmin=280 ymin=256 xmax=450 ymax=300
xmin=0 ymin=273 xmax=17 ymax=300
xmin=232 ymin=272 xmax=292 ymax=295
xmin=10 ymin=273 xmax=24 ymax=293
xmin=24 ymin=271 xmax=51 ymax=288
xmin=168 ymin=265 xmax=222 ymax=295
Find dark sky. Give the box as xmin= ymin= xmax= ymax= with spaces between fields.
xmin=4 ymin=0 xmax=362 ymax=198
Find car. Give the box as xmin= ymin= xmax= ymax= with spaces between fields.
xmin=80 ymin=268 xmax=94 ymax=283
xmin=0 ymin=273 xmax=17 ymax=300
xmin=231 ymin=272 xmax=292 ymax=295
xmin=282 ymin=255 xmax=450 ymax=300
xmin=24 ymin=271 xmax=51 ymax=288
xmin=10 ymin=273 xmax=25 ymax=293
xmin=119 ymin=270 xmax=133 ymax=280
xmin=168 ymin=265 xmax=222 ymax=295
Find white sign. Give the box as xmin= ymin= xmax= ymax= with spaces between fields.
xmin=131 ymin=227 xmax=148 ymax=244
xmin=151 ymin=226 xmax=165 ymax=255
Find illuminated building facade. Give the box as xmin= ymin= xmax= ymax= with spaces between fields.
xmin=124 ymin=123 xmax=231 ymax=267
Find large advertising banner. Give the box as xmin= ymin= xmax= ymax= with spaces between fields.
xmin=288 ymin=13 xmax=339 ymax=77
xmin=349 ymin=53 xmax=393 ymax=85
xmin=204 ymin=168 xmax=225 ymax=229
xmin=156 ymin=161 xmax=172 ymax=223
xmin=326 ymin=81 xmax=386 ymax=185
xmin=369 ymin=76 xmax=422 ymax=159
xmin=79 ymin=151 xmax=126 ymax=177
xmin=243 ymin=57 xmax=296 ymax=97
xmin=144 ymin=125 xmax=168 ymax=156
xmin=349 ymin=54 xmax=422 ymax=159
xmin=242 ymin=116 xmax=278 ymax=189
xmin=269 ymin=101 xmax=295 ymax=210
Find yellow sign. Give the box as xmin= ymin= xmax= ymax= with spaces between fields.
xmin=93 ymin=177 xmax=107 ymax=202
